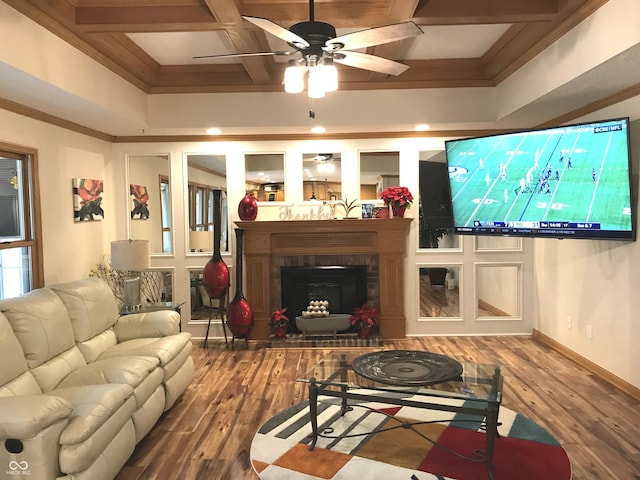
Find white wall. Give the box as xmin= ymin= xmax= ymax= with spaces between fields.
xmin=0 ymin=109 xmax=115 ymax=284
xmin=534 ymin=119 xmax=640 ymax=389
xmin=4 ymin=105 xmax=637 ymax=390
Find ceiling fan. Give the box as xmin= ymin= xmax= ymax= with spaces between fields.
xmin=194 ymin=0 xmax=423 ymax=77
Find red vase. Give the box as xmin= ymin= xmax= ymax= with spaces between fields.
xmin=203 ymin=189 xmax=229 ymax=299
xmin=238 ymin=192 xmax=258 ymax=221
xmin=391 ymin=203 xmax=407 ymax=218
xmin=375 ymin=206 xmax=389 ymax=219
xmin=272 ymin=325 xmax=288 ymax=340
xmin=357 ymin=326 xmax=373 ymax=339
xmin=226 ymin=228 xmax=254 ymax=340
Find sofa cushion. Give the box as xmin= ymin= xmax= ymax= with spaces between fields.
xmin=114 ymin=310 xmax=181 ymax=341
xmin=0 ymin=288 xmax=76 ymax=369
xmin=0 ymin=395 xmax=72 ymax=438
xmin=56 ymin=356 xmax=160 ymax=391
xmin=51 ymin=384 xmax=134 ymax=446
xmin=54 ymin=386 xmax=137 ymax=474
xmin=98 ymin=333 xmax=192 ymax=368
xmin=73 ymin=327 xmax=119 ymax=364
xmin=29 ymin=346 xmax=88 ymax=393
xmin=50 ymin=278 xmax=119 ymax=344
xmin=0 ymin=312 xmax=41 ymax=395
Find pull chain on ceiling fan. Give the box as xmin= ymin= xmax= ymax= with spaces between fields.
xmin=194 ymin=0 xmax=423 ymax=98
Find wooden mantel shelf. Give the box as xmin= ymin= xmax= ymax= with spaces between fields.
xmin=235 ymin=218 xmax=413 ymax=340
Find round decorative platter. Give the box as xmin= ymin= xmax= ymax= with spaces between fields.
xmin=351 ymin=350 xmax=464 ymax=386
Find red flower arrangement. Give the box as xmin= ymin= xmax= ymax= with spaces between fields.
xmin=350 ymin=303 xmax=381 ymax=334
xmin=270 ymin=307 xmax=290 ymax=339
xmin=379 ymin=186 xmax=413 ymax=208
xmin=270 ymin=307 xmax=289 ymax=329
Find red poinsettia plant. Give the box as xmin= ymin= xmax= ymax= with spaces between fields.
xmin=350 ymin=303 xmax=381 ymax=333
xmin=270 ymin=307 xmax=289 ymax=329
xmin=379 ymin=186 xmax=413 ymax=209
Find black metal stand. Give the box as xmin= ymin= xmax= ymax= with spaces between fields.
xmin=202 ymin=290 xmax=228 ymax=348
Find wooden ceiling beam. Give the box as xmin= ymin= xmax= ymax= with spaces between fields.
xmin=200 ymin=0 xmax=272 ymax=83
xmin=74 ymin=5 xmax=216 ymax=32
xmin=412 ymin=0 xmax=560 ymax=25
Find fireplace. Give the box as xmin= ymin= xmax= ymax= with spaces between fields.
xmin=281 ymin=265 xmax=367 ymax=332
xmin=237 ymin=218 xmax=412 ymax=340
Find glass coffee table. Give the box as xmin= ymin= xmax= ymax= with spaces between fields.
xmin=297 ymin=350 xmax=504 ymax=480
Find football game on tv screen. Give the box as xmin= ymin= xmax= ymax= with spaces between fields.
xmin=445 ymin=117 xmax=635 ymax=240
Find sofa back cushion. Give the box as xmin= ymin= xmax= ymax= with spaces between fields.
xmin=0 ymin=288 xmax=86 ymax=392
xmin=50 ymin=278 xmax=119 ymax=340
xmin=0 ymin=312 xmax=42 ymax=396
xmin=50 ymin=278 xmax=120 ymax=362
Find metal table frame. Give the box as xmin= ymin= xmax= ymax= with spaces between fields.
xmin=300 ymin=354 xmax=503 ymax=480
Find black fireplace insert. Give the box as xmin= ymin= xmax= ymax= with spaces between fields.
xmin=280 ymin=265 xmax=367 ymax=333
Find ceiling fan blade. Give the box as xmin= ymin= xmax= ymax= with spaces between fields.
xmin=333 ymin=51 xmax=410 ymax=76
xmin=242 ymin=16 xmax=310 ymax=48
xmin=193 ymin=51 xmax=292 ymax=60
xmin=326 ymin=22 xmax=423 ymax=51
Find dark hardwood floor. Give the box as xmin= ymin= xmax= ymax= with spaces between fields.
xmin=115 ymin=336 xmax=640 ymax=480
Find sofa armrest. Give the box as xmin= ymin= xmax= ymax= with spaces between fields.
xmin=0 ymin=395 xmax=72 ymax=439
xmin=114 ymin=310 xmax=180 ymax=342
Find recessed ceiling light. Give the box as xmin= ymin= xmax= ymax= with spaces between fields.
xmin=206 ymin=127 xmax=221 ymax=135
xmin=414 ymin=124 xmax=430 ymax=131
xmin=311 ymin=126 xmax=326 ymax=134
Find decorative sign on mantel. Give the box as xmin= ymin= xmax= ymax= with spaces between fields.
xmin=277 ymin=204 xmax=337 ymax=221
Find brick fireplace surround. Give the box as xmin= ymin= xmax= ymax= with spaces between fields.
xmin=236 ymin=218 xmax=412 ymax=340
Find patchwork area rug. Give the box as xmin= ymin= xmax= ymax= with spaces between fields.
xmin=251 ymin=395 xmax=571 ymax=480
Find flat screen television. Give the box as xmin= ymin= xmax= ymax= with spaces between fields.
xmin=444 ymin=117 xmax=635 ymax=241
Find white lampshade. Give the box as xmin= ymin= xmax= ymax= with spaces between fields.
xmin=284 ymin=60 xmax=304 ymax=94
xmin=307 ymin=68 xmax=325 ymax=98
xmin=321 ymin=58 xmax=338 ymax=92
xmin=111 ymin=240 xmax=151 ymax=271
xmin=189 ymin=230 xmax=213 ymax=251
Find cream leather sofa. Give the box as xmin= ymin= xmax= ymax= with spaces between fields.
xmin=0 ymin=278 xmax=194 ymax=480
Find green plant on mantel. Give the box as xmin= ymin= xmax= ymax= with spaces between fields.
xmin=325 ymin=197 xmax=359 ymax=218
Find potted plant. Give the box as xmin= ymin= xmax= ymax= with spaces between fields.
xmin=324 ymin=197 xmax=359 ymax=218
xmin=350 ymin=303 xmax=381 ymax=338
xmin=270 ymin=307 xmax=289 ymax=339
xmin=379 ymin=186 xmax=413 ymax=218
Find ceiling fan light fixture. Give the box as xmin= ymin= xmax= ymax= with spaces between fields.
xmin=307 ymin=66 xmax=325 ymax=98
xmin=317 ymin=160 xmax=335 ymax=173
xmin=284 ymin=60 xmax=305 ymax=93
xmin=320 ymin=58 xmax=338 ymax=92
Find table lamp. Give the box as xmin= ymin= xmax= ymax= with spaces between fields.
xmin=189 ymin=230 xmax=213 ymax=252
xmin=111 ymin=239 xmax=151 ymax=312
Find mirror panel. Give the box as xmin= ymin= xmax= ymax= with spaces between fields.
xmin=475 ymin=236 xmax=522 ymax=251
xmin=141 ymin=269 xmax=173 ymax=305
xmin=186 ymin=154 xmax=228 ymax=253
xmin=245 ymin=153 xmax=285 ymax=202
xmin=128 ymin=154 xmax=171 ymax=254
xmin=476 ymin=264 xmax=520 ymax=317
xmin=419 ymin=265 xmax=461 ymax=318
xmin=359 ymin=151 xmax=399 ymax=201
xmin=302 ymin=153 xmax=341 ymax=201
xmin=189 ymin=269 xmax=225 ymax=320
xmin=418 ymin=151 xmax=459 ymax=249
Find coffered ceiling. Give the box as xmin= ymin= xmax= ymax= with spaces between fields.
xmin=3 ymin=0 xmax=608 ymax=94
xmin=1 ymin=0 xmax=639 ymax=138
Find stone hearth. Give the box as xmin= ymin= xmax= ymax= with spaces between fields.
xmin=236 ymin=218 xmax=412 ymax=340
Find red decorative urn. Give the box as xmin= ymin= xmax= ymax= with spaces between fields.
xmin=238 ymin=192 xmax=258 ymax=221
xmin=226 ymin=228 xmax=254 ymax=342
xmin=203 ymin=189 xmax=229 ymax=299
